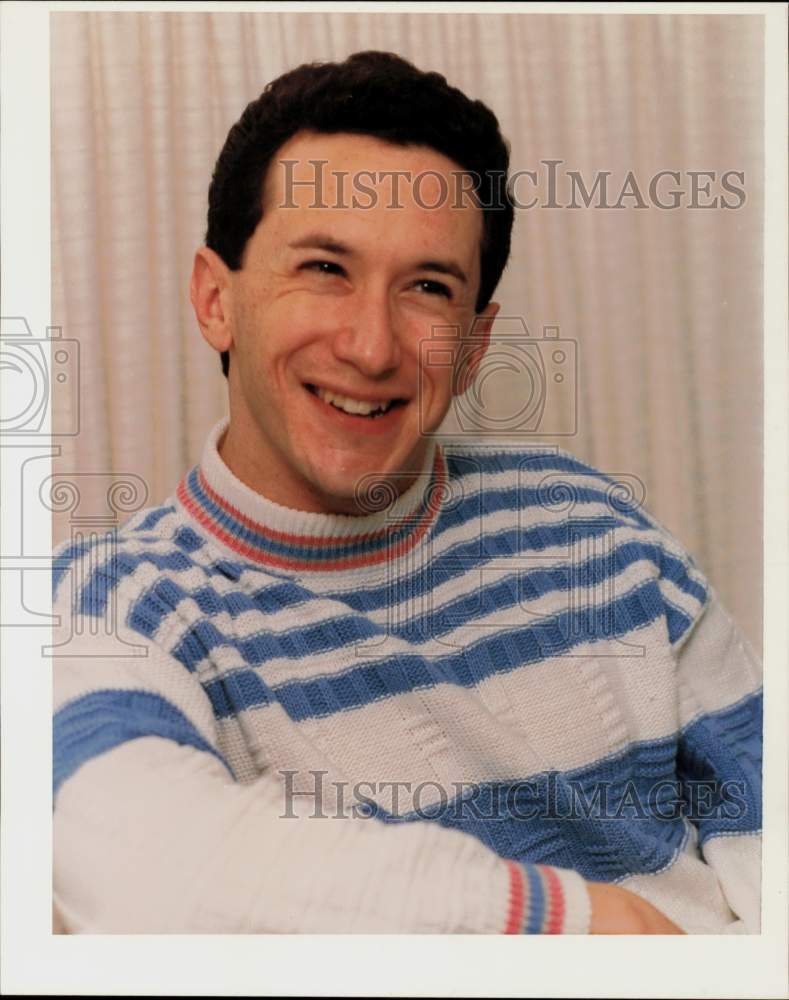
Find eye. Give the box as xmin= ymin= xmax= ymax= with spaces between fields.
xmin=299 ymin=259 xmax=346 ymax=277
xmin=412 ymin=278 xmax=453 ymax=299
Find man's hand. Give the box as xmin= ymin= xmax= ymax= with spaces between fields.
xmin=587 ymin=882 xmax=686 ymax=934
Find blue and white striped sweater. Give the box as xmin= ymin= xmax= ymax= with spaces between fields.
xmin=52 ymin=422 xmax=762 ymax=934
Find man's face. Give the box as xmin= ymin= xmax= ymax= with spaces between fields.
xmin=216 ymin=130 xmax=497 ymax=514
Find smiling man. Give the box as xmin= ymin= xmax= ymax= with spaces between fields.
xmin=53 ymin=51 xmax=762 ymax=935
xmin=194 ymin=130 xmax=497 ymax=515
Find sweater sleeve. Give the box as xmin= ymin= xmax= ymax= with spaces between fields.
xmin=52 ymin=581 xmax=591 ymax=935
xmin=673 ymin=590 xmax=763 ymax=933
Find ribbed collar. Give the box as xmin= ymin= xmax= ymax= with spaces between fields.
xmin=176 ymin=418 xmax=445 ymax=573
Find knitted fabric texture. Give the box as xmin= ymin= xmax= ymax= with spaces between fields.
xmin=52 ymin=420 xmax=762 ymax=934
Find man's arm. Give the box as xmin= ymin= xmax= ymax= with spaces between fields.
xmin=673 ymin=592 xmax=763 ymax=932
xmin=587 ymin=884 xmax=685 ymax=934
xmin=54 ymin=616 xmax=597 ymax=934
xmin=55 ymin=707 xmax=681 ymax=934
xmin=52 ymin=538 xmax=690 ymax=935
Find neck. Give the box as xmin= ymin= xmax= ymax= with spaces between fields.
xmin=219 ymin=413 xmax=424 ymax=517
xmin=176 ymin=418 xmax=443 ymax=573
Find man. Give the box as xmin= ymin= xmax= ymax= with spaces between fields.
xmin=53 ymin=51 xmax=762 ymax=934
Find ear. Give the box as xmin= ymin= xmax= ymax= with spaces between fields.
xmin=190 ymin=246 xmax=233 ymax=354
xmin=454 ymin=301 xmax=499 ymax=397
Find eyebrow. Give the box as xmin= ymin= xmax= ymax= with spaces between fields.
xmin=288 ymin=234 xmax=352 ymax=256
xmin=288 ymin=233 xmax=469 ymax=285
xmin=415 ymin=260 xmax=468 ymax=285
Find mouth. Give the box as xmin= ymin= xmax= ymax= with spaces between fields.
xmin=304 ymin=383 xmax=408 ymax=421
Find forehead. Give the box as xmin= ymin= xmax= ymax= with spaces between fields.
xmin=257 ymin=130 xmax=484 ymax=261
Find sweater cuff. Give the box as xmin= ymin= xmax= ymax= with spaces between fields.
xmin=504 ymin=861 xmax=592 ymax=934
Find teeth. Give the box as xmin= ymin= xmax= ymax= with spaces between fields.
xmin=315 ymin=386 xmax=393 ymax=416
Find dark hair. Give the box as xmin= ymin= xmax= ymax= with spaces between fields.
xmin=206 ymin=50 xmax=513 ymax=377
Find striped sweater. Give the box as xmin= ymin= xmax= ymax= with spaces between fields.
xmin=52 ymin=419 xmax=763 ymax=934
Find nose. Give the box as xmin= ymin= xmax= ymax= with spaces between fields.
xmin=331 ymin=284 xmax=401 ymax=379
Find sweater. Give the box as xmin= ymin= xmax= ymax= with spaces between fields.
xmin=52 ymin=418 xmax=763 ymax=934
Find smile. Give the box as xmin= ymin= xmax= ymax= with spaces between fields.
xmin=304 ymin=383 xmax=408 ymax=420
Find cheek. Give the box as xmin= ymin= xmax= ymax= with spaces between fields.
xmin=412 ymin=312 xmax=476 ymax=388
xmin=231 ymin=294 xmax=293 ymax=363
xmin=433 ymin=364 xmax=459 ymax=401
xmin=271 ymin=294 xmax=352 ymax=352
xmin=417 ymin=353 xmax=456 ymax=407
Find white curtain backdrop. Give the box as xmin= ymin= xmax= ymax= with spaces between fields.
xmin=50 ymin=10 xmax=764 ymax=652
